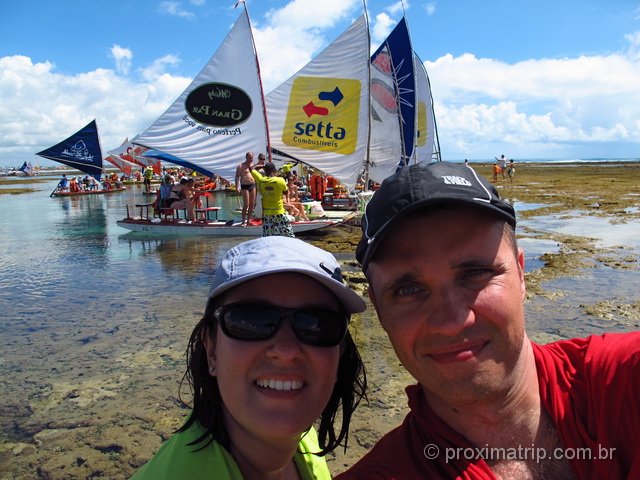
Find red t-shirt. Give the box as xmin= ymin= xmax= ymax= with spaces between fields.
xmin=337 ymin=333 xmax=640 ymax=479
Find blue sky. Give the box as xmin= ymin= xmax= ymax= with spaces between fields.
xmin=1 ymin=0 xmax=639 ymax=167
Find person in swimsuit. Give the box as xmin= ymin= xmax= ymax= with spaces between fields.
xmin=235 ymin=152 xmax=257 ymax=226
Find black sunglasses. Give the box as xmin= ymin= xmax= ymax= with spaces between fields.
xmin=214 ymin=302 xmax=348 ymax=347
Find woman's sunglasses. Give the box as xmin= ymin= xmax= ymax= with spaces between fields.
xmin=214 ymin=302 xmax=348 ymax=347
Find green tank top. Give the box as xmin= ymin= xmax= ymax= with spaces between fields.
xmin=129 ymin=419 xmax=331 ymax=480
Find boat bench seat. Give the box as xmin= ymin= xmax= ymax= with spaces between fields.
xmin=159 ymin=207 xmax=188 ymax=220
xmin=135 ymin=202 xmax=155 ymax=220
xmin=195 ymin=207 xmax=220 ymax=222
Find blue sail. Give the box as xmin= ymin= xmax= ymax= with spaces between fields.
xmin=142 ymin=150 xmax=215 ymax=179
xmin=371 ymin=17 xmax=415 ymax=164
xmin=36 ymin=120 xmax=104 ymax=180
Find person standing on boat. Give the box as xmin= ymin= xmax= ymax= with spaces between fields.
xmin=235 ymin=152 xmax=257 ymax=226
xmin=143 ymin=165 xmax=154 ymax=193
xmin=252 ymin=162 xmax=294 ymax=237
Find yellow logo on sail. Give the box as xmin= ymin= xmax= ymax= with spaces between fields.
xmin=416 ymin=101 xmax=427 ymax=147
xmin=282 ymin=77 xmax=361 ymax=155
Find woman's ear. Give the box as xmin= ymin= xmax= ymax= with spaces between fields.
xmin=202 ymin=327 xmax=217 ymax=376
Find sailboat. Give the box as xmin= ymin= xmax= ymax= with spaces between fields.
xmin=117 ymin=5 xmax=369 ymax=236
xmin=18 ymin=161 xmax=38 ymax=176
xmin=413 ymin=51 xmax=441 ymax=163
xmin=367 ymin=16 xmax=416 ymax=185
xmin=36 ymin=120 xmax=127 ymax=197
xmin=106 ymin=137 xmax=162 ymax=178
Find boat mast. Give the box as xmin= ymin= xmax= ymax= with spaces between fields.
xmin=237 ymin=1 xmax=273 ymax=163
xmin=362 ymin=0 xmax=372 ymax=191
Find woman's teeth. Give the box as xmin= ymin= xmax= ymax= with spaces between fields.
xmin=256 ymin=379 xmax=303 ymax=391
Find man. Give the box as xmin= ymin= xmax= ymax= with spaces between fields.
xmin=58 ymin=174 xmax=68 ymax=192
xmin=143 ymin=165 xmax=154 ymax=192
xmin=251 ymin=161 xmax=294 ymax=237
xmin=338 ymin=161 xmax=640 ymax=479
xmin=235 ymin=152 xmax=257 ymax=226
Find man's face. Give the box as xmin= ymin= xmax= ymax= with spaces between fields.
xmin=366 ymin=206 xmax=527 ymax=408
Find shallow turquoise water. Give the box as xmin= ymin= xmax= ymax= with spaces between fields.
xmin=0 ymin=176 xmax=638 ymax=453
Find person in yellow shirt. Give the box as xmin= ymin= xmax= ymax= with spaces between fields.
xmin=252 ymin=162 xmax=294 ymax=237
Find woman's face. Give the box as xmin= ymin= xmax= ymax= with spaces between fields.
xmin=204 ymin=272 xmax=342 ymax=447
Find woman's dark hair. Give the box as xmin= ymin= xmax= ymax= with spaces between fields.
xmin=177 ymin=294 xmax=367 ymax=455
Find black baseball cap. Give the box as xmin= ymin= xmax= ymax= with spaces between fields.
xmin=356 ymin=161 xmax=516 ymax=270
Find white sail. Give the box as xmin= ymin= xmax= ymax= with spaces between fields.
xmin=265 ymin=15 xmax=370 ymax=189
xmin=413 ymin=52 xmax=439 ymax=163
xmin=367 ymin=44 xmax=403 ymax=184
xmin=108 ymin=137 xmax=161 ymax=174
xmin=134 ymin=7 xmax=268 ymax=182
xmin=105 ymin=153 xmax=139 ymax=176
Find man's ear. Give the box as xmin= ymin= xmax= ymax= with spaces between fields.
xmin=202 ymin=327 xmax=217 ymax=376
xmin=517 ymin=247 xmax=526 ymax=300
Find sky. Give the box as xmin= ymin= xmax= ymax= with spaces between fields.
xmin=1 ymin=0 xmax=639 ymax=167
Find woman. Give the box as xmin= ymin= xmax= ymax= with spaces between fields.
xmin=130 ymin=236 xmax=367 ymax=479
xmin=166 ymin=177 xmax=197 ymax=220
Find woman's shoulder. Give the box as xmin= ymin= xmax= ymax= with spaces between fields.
xmin=129 ymin=421 xmax=243 ymax=480
xmin=295 ymin=428 xmax=332 ymax=480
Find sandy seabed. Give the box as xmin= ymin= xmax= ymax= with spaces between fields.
xmin=1 ymin=162 xmax=639 ymax=479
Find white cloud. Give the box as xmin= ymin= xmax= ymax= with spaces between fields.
xmin=0 ymin=55 xmax=189 ymax=162
xmin=2 ymin=1 xmax=639 ymax=166
xmin=371 ymin=12 xmax=396 ymax=45
xmin=386 ymin=1 xmax=406 ymax=16
xmin=109 ymin=45 xmax=133 ymax=76
xmin=423 ymin=2 xmax=436 ymax=15
xmin=139 ymin=54 xmax=182 ymax=82
xmin=422 ymin=47 xmax=640 ymax=158
xmin=625 ymin=31 xmax=640 ymax=61
xmin=158 ymin=1 xmax=195 ymax=20
xmin=254 ymin=0 xmax=363 ymax=91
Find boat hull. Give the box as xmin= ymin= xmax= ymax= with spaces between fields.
xmin=116 ymin=217 xmax=339 ymax=236
xmin=51 ymin=188 xmax=127 ymax=197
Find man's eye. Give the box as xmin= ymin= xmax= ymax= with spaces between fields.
xmin=465 ymin=268 xmax=493 ymax=278
xmin=396 ymin=284 xmax=422 ymax=297
xmin=462 ymin=268 xmax=496 ymax=286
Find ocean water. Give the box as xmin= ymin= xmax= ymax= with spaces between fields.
xmin=0 ymin=173 xmax=638 ymax=457
xmin=459 ymin=157 xmax=640 ymax=164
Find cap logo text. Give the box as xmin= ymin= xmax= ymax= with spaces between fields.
xmin=442 ymin=175 xmax=472 ymax=186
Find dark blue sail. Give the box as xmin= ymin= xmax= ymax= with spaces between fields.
xmin=142 ymin=150 xmax=215 ymax=179
xmin=371 ymin=17 xmax=415 ymax=166
xmin=36 ymin=120 xmax=104 ymax=180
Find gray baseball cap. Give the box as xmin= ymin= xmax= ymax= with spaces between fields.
xmin=209 ymin=236 xmax=366 ymax=313
xmin=356 ymin=161 xmax=516 ymax=271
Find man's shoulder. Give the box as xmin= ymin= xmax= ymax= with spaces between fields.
xmin=334 ymin=424 xmax=409 ymax=480
xmin=535 ymin=332 xmax=640 ymax=364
